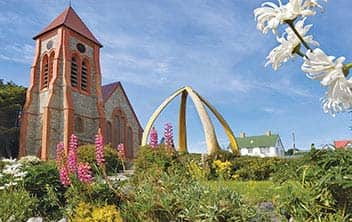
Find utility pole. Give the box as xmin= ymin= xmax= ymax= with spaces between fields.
xmin=292 ymin=132 xmax=296 ymax=153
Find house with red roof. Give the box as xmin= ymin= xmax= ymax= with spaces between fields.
xmin=334 ymin=140 xmax=352 ymax=150
xmin=19 ymin=7 xmax=142 ymax=160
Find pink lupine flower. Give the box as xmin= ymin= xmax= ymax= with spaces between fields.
xmin=56 ymin=142 xmax=65 ymax=169
xmin=149 ymin=127 xmax=158 ymax=148
xmin=59 ymin=167 xmax=71 ymax=187
xmin=67 ymin=134 xmax=78 ymax=174
xmin=164 ymin=123 xmax=174 ymax=148
xmin=117 ymin=143 xmax=126 ymax=159
xmin=95 ymin=131 xmax=105 ymax=167
xmin=77 ymin=162 xmax=93 ymax=184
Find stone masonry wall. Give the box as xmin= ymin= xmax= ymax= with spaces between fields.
xmin=104 ymin=86 xmax=141 ymax=156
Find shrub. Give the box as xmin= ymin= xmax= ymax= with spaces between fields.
xmin=0 ymin=188 xmax=38 ymax=221
xmin=207 ymin=149 xmax=236 ymax=162
xmin=18 ymin=155 xmax=41 ymax=166
xmin=275 ymin=149 xmax=352 ymax=220
xmin=64 ymin=179 xmax=121 ymax=214
xmin=231 ymin=156 xmax=287 ymax=181
xmin=187 ymin=159 xmax=210 ymax=181
xmin=77 ymin=144 xmax=122 ymax=174
xmin=73 ymin=202 xmax=123 ymax=222
xmin=212 ymin=159 xmax=233 ymax=180
xmin=23 ymin=161 xmax=66 ymax=220
xmin=121 ymin=168 xmax=258 ymax=221
xmin=133 ymin=145 xmax=178 ymax=175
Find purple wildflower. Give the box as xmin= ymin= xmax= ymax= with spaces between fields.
xmin=164 ymin=123 xmax=174 ymax=148
xmin=59 ymin=167 xmax=71 ymax=187
xmin=95 ymin=132 xmax=105 ymax=167
xmin=77 ymin=162 xmax=93 ymax=184
xmin=149 ymin=127 xmax=158 ymax=148
xmin=67 ymin=134 xmax=78 ymax=174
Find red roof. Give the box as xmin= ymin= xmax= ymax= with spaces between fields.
xmin=33 ymin=6 xmax=102 ymax=47
xmin=102 ymin=82 xmax=143 ymax=130
xmin=334 ymin=140 xmax=352 ymax=149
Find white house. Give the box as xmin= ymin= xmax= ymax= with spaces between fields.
xmin=236 ymin=131 xmax=285 ymax=157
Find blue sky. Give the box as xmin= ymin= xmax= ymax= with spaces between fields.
xmin=0 ymin=0 xmax=351 ymax=152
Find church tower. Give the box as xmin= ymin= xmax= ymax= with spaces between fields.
xmin=19 ymin=7 xmax=106 ymax=159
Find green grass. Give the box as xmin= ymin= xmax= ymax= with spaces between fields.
xmin=205 ymin=180 xmax=292 ymax=205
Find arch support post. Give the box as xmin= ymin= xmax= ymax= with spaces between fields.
xmin=178 ymin=91 xmax=188 ymax=153
xmin=186 ymin=87 xmax=220 ymax=155
xmin=196 ymin=92 xmax=239 ymax=156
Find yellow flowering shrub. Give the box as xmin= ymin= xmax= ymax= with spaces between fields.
xmin=188 ymin=160 xmax=210 ymax=180
xmin=73 ymin=202 xmax=123 ymax=222
xmin=212 ymin=160 xmax=233 ymax=180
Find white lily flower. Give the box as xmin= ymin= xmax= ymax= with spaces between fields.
xmin=4 ymin=182 xmax=18 ymax=187
xmin=322 ymin=78 xmax=352 ymax=115
xmin=254 ymin=0 xmax=326 ymax=34
xmin=14 ymin=171 xmax=27 ymax=178
xmin=302 ymin=0 xmax=327 ymax=10
xmin=302 ymin=48 xmax=346 ymax=85
xmin=2 ymin=163 xmax=22 ymax=175
xmin=266 ymin=19 xmax=318 ymax=70
xmin=254 ymin=1 xmax=287 ymax=34
xmin=1 ymin=158 xmax=16 ymax=164
xmin=0 ymin=186 xmax=5 ymax=190
xmin=302 ymin=48 xmax=352 ymax=114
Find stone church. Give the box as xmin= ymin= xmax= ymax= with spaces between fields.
xmin=19 ymin=7 xmax=143 ymax=160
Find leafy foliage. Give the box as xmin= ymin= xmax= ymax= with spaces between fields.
xmin=73 ymin=202 xmax=123 ymax=222
xmin=77 ymin=144 xmax=122 ymax=174
xmin=133 ymin=145 xmax=178 ymax=175
xmin=122 ymin=166 xmax=258 ymax=222
xmin=275 ymin=149 xmax=352 ymax=221
xmin=23 ymin=161 xmax=66 ymax=220
xmin=0 ymin=80 xmax=26 ymax=158
xmin=0 ymin=188 xmax=38 ymax=221
xmin=231 ymin=156 xmax=287 ymax=181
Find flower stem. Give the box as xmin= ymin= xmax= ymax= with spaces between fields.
xmin=286 ymin=21 xmax=312 ymax=51
xmin=343 ymin=63 xmax=352 ymax=77
xmin=294 ymin=49 xmax=305 ymax=58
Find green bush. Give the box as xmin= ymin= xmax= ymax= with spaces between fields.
xmin=231 ymin=156 xmax=287 ymax=181
xmin=73 ymin=202 xmax=123 ymax=222
xmin=77 ymin=144 xmax=122 ymax=174
xmin=121 ymin=168 xmax=259 ymax=221
xmin=207 ymin=149 xmax=236 ymax=162
xmin=0 ymin=188 xmax=38 ymax=221
xmin=275 ymin=149 xmax=352 ymax=221
xmin=64 ymin=179 xmax=121 ymax=213
xmin=23 ymin=161 xmax=66 ymax=220
xmin=133 ymin=145 xmax=178 ymax=175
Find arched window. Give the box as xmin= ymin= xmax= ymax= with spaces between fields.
xmin=74 ymin=116 xmax=84 ymax=133
xmin=120 ymin=116 xmax=126 ymax=145
xmin=48 ymin=52 xmax=55 ymax=85
xmin=81 ymin=60 xmax=89 ymax=92
xmin=112 ymin=109 xmax=129 ymax=149
xmin=106 ymin=121 xmax=112 ymax=144
xmin=113 ymin=114 xmax=121 ymax=148
xmin=127 ymin=127 xmax=133 ymax=158
xmin=71 ymin=56 xmax=78 ymax=88
xmin=41 ymin=55 xmax=49 ymax=89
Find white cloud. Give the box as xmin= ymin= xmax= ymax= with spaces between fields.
xmin=0 ymin=43 xmax=33 ymax=64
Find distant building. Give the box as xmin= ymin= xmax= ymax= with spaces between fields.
xmin=236 ymin=131 xmax=285 ymax=157
xmin=334 ymin=140 xmax=352 ymax=150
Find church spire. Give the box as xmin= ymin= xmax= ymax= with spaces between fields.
xmin=33 ymin=6 xmax=102 ymax=47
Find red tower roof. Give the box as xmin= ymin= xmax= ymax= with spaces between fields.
xmin=33 ymin=6 xmax=102 ymax=47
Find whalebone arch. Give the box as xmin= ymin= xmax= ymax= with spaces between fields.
xmin=141 ymin=86 xmax=239 ymax=155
